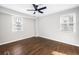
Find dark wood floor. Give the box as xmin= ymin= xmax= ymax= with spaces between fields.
xmin=0 ymin=37 xmax=79 ymax=55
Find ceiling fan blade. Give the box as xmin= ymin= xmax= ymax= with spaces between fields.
xmin=38 ymin=10 xmax=43 ymax=13
xmin=32 ymin=4 xmax=36 ymax=8
xmin=33 ymin=12 xmax=36 ymax=14
xmin=32 ymin=4 xmax=38 ymax=11
xmin=38 ymin=7 xmax=47 ymax=10
xmin=27 ymin=9 xmax=35 ymax=11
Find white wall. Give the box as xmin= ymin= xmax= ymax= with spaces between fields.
xmin=34 ymin=18 xmax=40 ymax=36
xmin=38 ymin=7 xmax=79 ymax=46
xmin=0 ymin=11 xmax=35 ymax=45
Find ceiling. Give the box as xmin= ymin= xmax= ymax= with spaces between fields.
xmin=0 ymin=4 xmax=79 ymax=17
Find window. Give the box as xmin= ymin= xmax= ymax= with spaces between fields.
xmin=60 ymin=13 xmax=76 ymax=32
xmin=12 ymin=16 xmax=23 ymax=32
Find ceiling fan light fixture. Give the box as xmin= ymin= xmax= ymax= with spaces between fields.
xmin=27 ymin=4 xmax=47 ymax=14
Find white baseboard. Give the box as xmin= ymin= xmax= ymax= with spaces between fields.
xmin=1 ymin=35 xmax=79 ymax=47
xmin=0 ymin=36 xmax=34 ymax=45
xmin=39 ymin=36 xmax=79 ymax=47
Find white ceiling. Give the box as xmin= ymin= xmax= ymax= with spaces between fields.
xmin=0 ymin=4 xmax=79 ymax=17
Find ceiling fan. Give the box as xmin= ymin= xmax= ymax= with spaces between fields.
xmin=27 ymin=4 xmax=47 ymax=14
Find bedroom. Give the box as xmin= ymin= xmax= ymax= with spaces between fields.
xmin=0 ymin=4 xmax=79 ymax=55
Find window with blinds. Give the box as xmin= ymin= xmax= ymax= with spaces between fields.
xmin=60 ymin=13 xmax=76 ymax=32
